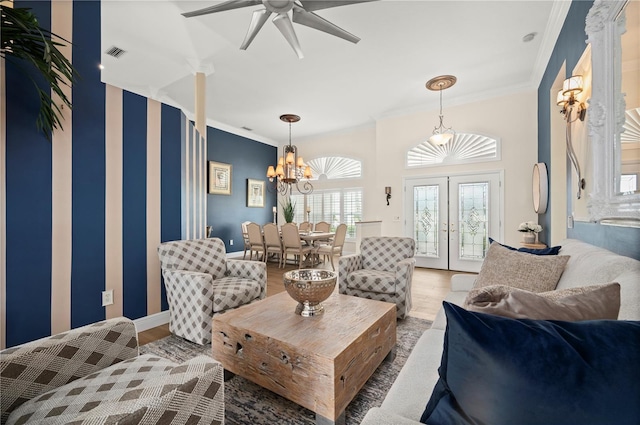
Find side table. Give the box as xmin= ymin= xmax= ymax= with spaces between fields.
xmin=520 ymin=242 xmax=547 ymax=249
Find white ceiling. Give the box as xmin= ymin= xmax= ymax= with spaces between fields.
xmin=101 ymin=0 xmax=571 ymax=145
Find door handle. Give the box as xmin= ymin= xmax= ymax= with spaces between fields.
xmin=442 ymin=222 xmax=448 ymax=232
xmin=450 ymin=223 xmax=456 ymax=233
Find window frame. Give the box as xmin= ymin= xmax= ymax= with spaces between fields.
xmin=290 ymin=187 xmax=363 ymax=239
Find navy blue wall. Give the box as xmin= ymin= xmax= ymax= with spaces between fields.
xmin=207 ymin=128 xmax=277 ymax=253
xmin=537 ymin=0 xmax=640 ymax=260
xmin=122 ymin=92 xmax=148 ymax=320
xmin=71 ymin=0 xmax=106 ymax=328
xmin=160 ymin=104 xmax=183 ymax=311
xmin=5 ymin=0 xmax=53 ymax=346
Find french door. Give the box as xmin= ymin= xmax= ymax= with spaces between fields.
xmin=405 ymin=172 xmax=502 ymax=273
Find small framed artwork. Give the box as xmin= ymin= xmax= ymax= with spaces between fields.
xmin=208 ymin=161 xmax=232 ymax=195
xmin=247 ymin=179 xmax=265 ymax=208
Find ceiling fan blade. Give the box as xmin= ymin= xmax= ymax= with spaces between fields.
xmin=182 ymin=0 xmax=261 ymax=18
xmin=240 ymin=9 xmax=272 ymax=50
xmin=272 ymin=13 xmax=304 ymax=59
xmin=292 ymin=5 xmax=360 ymax=43
xmin=298 ymin=0 xmax=377 ymax=12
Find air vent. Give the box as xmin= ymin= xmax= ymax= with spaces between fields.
xmin=241 ymin=126 xmax=253 ymax=131
xmin=105 ymin=46 xmax=126 ymax=58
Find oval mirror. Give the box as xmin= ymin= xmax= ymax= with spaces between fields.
xmin=533 ymin=163 xmax=548 ymax=214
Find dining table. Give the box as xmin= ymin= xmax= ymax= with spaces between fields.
xmin=299 ymin=231 xmax=335 ymax=266
xmin=299 ymin=231 xmax=334 ymax=244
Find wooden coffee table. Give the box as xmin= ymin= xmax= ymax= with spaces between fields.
xmin=211 ymin=291 xmax=396 ymax=425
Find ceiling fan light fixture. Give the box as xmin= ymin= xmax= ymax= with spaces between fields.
xmin=263 ymin=0 xmax=294 ymax=13
xmin=182 ymin=0 xmax=373 ymax=58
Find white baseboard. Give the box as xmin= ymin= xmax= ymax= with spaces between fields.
xmin=134 ymin=310 xmax=169 ymax=332
xmin=226 ymin=251 xmax=245 ymax=259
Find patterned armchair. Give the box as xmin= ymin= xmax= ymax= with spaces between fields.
xmin=1 ymin=317 xmax=223 ymax=425
xmin=338 ymin=237 xmax=416 ymax=319
xmin=158 ymin=238 xmax=267 ymax=344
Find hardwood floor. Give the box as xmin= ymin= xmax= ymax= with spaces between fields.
xmin=138 ymin=255 xmax=474 ymax=345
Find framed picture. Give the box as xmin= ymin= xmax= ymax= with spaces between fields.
xmin=247 ymin=179 xmax=265 ymax=208
xmin=208 ymin=161 xmax=232 ymax=195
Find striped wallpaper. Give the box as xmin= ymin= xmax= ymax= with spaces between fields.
xmin=0 ymin=0 xmax=186 ymax=348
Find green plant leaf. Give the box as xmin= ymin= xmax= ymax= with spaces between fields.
xmin=280 ymin=199 xmax=296 ymax=223
xmin=1 ymin=5 xmax=79 ymax=141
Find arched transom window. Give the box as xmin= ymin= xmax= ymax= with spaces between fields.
xmin=407 ymin=133 xmax=500 ymax=167
xmin=307 ymin=157 xmax=362 ymax=180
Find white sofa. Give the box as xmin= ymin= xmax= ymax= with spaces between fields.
xmin=361 ymin=238 xmax=640 ymax=425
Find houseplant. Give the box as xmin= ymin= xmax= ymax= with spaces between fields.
xmin=1 ymin=3 xmax=78 ymax=140
xmin=281 ymin=199 xmax=296 ymax=223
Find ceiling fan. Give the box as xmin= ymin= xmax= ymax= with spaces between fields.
xmin=182 ymin=0 xmax=376 ymax=59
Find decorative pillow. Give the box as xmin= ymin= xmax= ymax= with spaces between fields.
xmin=465 ymin=282 xmax=621 ymax=320
xmin=538 ymin=283 xmax=619 ymax=302
xmin=488 ymin=237 xmax=561 ymax=255
xmin=420 ymin=302 xmax=640 ymax=425
xmin=471 ymin=243 xmax=569 ymax=293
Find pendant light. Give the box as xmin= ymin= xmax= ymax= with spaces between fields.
xmin=426 ymin=75 xmax=457 ymax=145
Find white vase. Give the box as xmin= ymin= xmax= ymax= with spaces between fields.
xmin=523 ymin=233 xmax=536 ymax=244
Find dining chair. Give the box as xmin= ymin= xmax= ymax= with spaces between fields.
xmin=299 ymin=221 xmax=311 ymax=233
xmin=246 ymin=222 xmax=266 ymax=261
xmin=316 ymin=223 xmax=347 ymax=270
xmin=281 ymin=222 xmax=315 ymax=269
xmin=241 ymin=221 xmax=251 ymax=259
xmin=263 ymin=223 xmax=284 ymax=267
xmin=314 ymin=221 xmax=331 ymax=232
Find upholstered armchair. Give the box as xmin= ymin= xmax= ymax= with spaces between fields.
xmin=158 ymin=238 xmax=267 ymax=344
xmin=1 ymin=317 xmax=224 ymax=425
xmin=338 ymin=236 xmax=416 ymax=319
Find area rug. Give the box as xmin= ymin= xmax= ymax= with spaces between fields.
xmin=140 ymin=316 xmax=432 ymax=425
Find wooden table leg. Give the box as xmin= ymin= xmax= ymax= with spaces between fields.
xmin=385 ymin=346 xmax=396 ymax=362
xmin=223 ymin=369 xmax=235 ymax=382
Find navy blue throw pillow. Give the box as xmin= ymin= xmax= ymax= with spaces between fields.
xmin=420 ymin=302 xmax=640 ymax=425
xmin=488 ymin=237 xmax=561 ymax=255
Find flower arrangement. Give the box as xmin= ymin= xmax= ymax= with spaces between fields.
xmin=518 ymin=221 xmax=542 ymax=233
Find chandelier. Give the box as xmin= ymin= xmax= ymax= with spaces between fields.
xmin=266 ymin=114 xmax=314 ymax=195
xmin=426 ymin=75 xmax=457 ymax=145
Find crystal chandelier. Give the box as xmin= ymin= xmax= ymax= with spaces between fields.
xmin=426 ymin=75 xmax=457 ymax=145
xmin=266 ymin=114 xmax=314 ymax=195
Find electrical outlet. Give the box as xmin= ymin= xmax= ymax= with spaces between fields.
xmin=102 ymin=290 xmax=113 ymax=307
xmin=230 ymin=239 xmax=234 ymax=246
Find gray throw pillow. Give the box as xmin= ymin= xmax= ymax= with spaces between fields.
xmin=471 ymin=242 xmax=569 ymax=294
xmin=465 ymin=282 xmax=621 ymax=321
